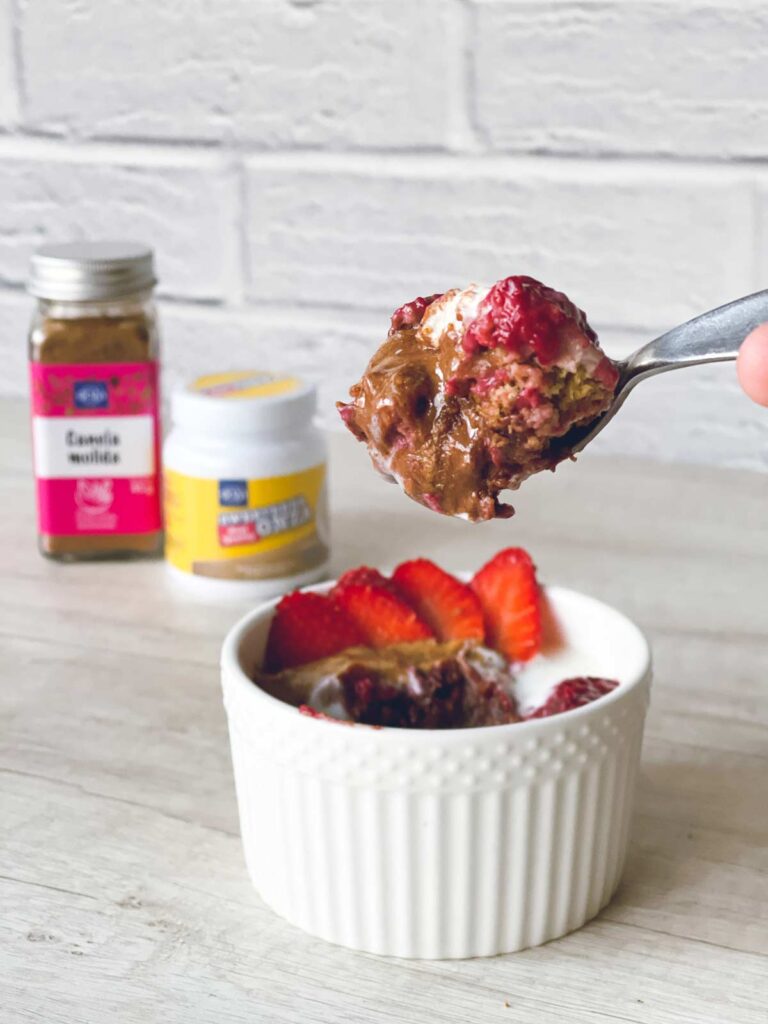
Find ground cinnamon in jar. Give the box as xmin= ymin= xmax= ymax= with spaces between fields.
xmin=28 ymin=242 xmax=163 ymax=560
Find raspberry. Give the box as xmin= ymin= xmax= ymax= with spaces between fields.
xmin=526 ymin=676 xmax=618 ymax=719
xmin=389 ymin=293 xmax=443 ymax=335
xmin=463 ymin=275 xmax=595 ymax=364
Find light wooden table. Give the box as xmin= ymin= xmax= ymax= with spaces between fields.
xmin=1 ymin=395 xmax=766 ymax=1024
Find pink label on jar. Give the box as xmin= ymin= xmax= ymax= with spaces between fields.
xmin=30 ymin=362 xmax=162 ymax=536
xmin=218 ymin=519 xmax=261 ymax=547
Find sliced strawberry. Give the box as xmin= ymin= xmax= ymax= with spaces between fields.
xmin=264 ymin=591 xmax=365 ymax=672
xmin=391 ymin=558 xmax=485 ymax=642
xmin=470 ymin=547 xmax=541 ymax=662
xmin=526 ymin=677 xmax=618 ymax=719
xmin=333 ymin=565 xmax=395 ymax=596
xmin=335 ymin=583 xmax=434 ymax=648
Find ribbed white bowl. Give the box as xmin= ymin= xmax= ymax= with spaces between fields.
xmin=221 ymin=583 xmax=651 ymax=958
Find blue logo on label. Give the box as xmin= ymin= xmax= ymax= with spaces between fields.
xmin=219 ymin=480 xmax=248 ymax=507
xmin=74 ymin=380 xmax=109 ymax=410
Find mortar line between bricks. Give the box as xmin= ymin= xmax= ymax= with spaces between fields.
xmin=0 ymin=130 xmax=449 ymax=163
xmin=2 ymin=132 xmax=768 ymax=179
xmin=217 ymin=152 xmax=248 ymax=306
xmin=8 ymin=0 xmax=26 ymax=124
xmin=0 ymin=279 xmax=231 ymax=310
xmin=751 ymin=179 xmax=763 ymax=292
xmin=0 ymin=132 xmax=233 ymax=167
xmin=0 ymin=125 xmax=223 ymax=152
xmin=0 ymin=279 xmax=25 ymax=296
xmin=0 ymin=285 xmax=694 ymax=340
xmin=235 ymin=158 xmax=252 ymax=303
xmin=162 ymin=298 xmax=704 ymax=340
xmin=156 ymin=294 xmax=228 ymax=309
xmin=443 ymin=0 xmax=481 ymax=154
xmin=455 ymin=0 xmax=486 ymax=152
xmin=155 ymin=297 xmax=668 ymax=339
xmin=239 ymin=150 xmax=768 ymax=183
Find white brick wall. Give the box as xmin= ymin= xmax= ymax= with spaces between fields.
xmin=473 ymin=1 xmax=768 ymax=158
xmin=1 ymin=0 xmax=767 ymax=473
xmin=0 ymin=145 xmax=239 ymax=299
xmin=17 ymin=0 xmax=454 ymax=147
xmin=0 ymin=0 xmax=15 ymax=128
xmin=244 ymin=156 xmax=754 ymax=328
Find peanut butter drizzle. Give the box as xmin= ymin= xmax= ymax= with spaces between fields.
xmin=340 ymin=325 xmax=616 ymax=521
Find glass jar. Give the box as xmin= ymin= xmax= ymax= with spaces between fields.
xmin=28 ymin=242 xmax=163 ymax=560
xmin=163 ymin=370 xmax=330 ymax=600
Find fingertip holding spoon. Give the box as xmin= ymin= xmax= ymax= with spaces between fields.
xmin=736 ymin=322 xmax=768 ymax=407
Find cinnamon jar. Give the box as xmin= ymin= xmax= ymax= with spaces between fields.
xmin=28 ymin=242 xmax=163 ymax=560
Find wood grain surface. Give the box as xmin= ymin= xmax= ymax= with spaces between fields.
xmin=1 ymin=397 xmax=766 ymax=1023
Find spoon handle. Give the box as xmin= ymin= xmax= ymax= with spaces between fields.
xmin=622 ymin=287 xmax=768 ymax=387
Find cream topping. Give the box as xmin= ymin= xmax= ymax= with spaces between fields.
xmin=419 ymin=284 xmax=490 ymax=346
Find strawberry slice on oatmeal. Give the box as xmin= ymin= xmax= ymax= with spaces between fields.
xmin=255 ymin=548 xmax=620 ymax=730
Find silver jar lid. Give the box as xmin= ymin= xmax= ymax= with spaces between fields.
xmin=29 ymin=241 xmax=156 ymax=301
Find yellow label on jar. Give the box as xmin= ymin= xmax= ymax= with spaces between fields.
xmin=189 ymin=370 xmax=300 ymax=400
xmin=164 ymin=464 xmax=328 ymax=581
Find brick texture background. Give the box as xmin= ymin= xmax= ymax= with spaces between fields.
xmin=1 ymin=0 xmax=767 ymax=471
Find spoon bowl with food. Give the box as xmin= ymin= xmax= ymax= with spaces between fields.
xmin=339 ymin=276 xmax=768 ymax=521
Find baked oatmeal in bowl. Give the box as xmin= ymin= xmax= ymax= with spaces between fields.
xmin=221 ymin=549 xmax=650 ymax=957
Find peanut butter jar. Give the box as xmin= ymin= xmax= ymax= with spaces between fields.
xmin=163 ymin=371 xmax=330 ymax=600
xmin=28 ymin=242 xmax=163 ymax=561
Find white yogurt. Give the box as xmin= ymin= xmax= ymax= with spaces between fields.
xmin=514 ymin=646 xmax=607 ymax=717
xmin=419 ymin=284 xmax=490 ymax=345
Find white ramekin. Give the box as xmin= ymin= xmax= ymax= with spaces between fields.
xmin=221 ymin=582 xmax=651 ymax=959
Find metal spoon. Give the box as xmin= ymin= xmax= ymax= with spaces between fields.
xmin=567 ymin=287 xmax=768 ymax=454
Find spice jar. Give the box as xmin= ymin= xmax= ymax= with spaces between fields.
xmin=28 ymin=242 xmax=163 ymax=560
xmin=163 ymin=371 xmax=330 ymax=599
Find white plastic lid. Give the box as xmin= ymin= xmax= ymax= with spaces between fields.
xmin=171 ymin=371 xmax=317 ymax=436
